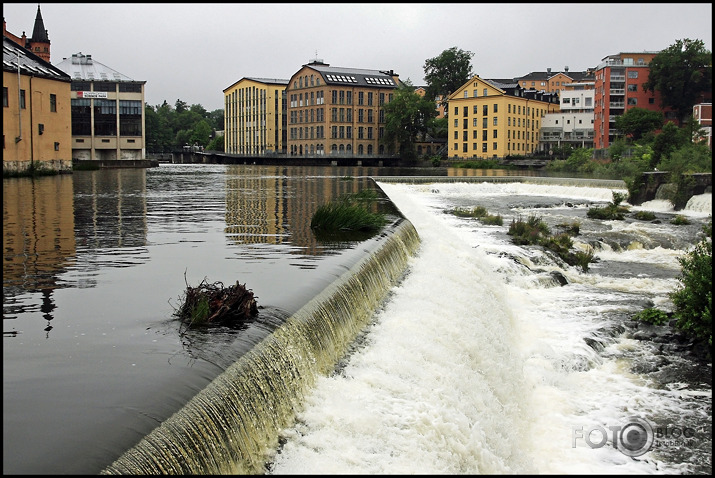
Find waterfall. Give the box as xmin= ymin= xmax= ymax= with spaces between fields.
xmin=100 ymin=219 xmax=420 ymax=475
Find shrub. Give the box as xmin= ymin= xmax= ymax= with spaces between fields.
xmin=670 ymin=221 xmax=712 ymax=346
xmin=633 ymin=211 xmax=657 ymax=221
xmin=587 ymin=191 xmax=629 ymax=220
xmin=633 ymin=307 xmax=671 ymax=325
xmin=671 ymin=215 xmax=691 ymax=226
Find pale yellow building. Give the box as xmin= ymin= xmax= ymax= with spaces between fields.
xmin=3 ymin=36 xmax=72 ymax=174
xmin=223 ymin=77 xmax=288 ymax=155
xmin=447 ymin=75 xmax=560 ymax=159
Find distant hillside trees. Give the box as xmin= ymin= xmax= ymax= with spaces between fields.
xmin=145 ymin=100 xmax=224 ymax=153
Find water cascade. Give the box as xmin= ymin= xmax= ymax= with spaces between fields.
xmin=101 ymin=219 xmax=420 ymax=475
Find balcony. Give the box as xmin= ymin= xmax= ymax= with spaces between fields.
xmin=609 ymin=89 xmax=625 ymax=95
xmin=609 ymin=102 xmax=625 ymax=109
xmin=610 ymin=75 xmax=625 ymax=82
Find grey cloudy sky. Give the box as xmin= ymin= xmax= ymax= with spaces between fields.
xmin=3 ymin=3 xmax=712 ymax=111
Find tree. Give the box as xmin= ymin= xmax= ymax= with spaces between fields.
xmin=650 ymin=121 xmax=688 ymax=168
xmin=643 ymin=38 xmax=712 ymax=125
xmin=423 ymin=47 xmax=474 ymax=112
xmin=614 ymin=107 xmax=664 ymax=142
xmin=381 ymin=84 xmax=438 ymax=159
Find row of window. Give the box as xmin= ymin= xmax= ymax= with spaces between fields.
xmin=453 ymin=103 xmax=547 ymax=117
xmin=455 ymin=116 xmax=538 ymax=129
xmin=288 ymin=90 xmax=392 ymax=107
xmin=289 ymin=143 xmax=383 ymax=155
xmin=70 ymin=81 xmax=142 ymax=93
xmin=288 ymin=107 xmax=387 ymax=124
xmin=70 ymin=99 xmax=142 ymax=136
xmin=289 ymin=125 xmax=382 ymax=140
xmin=454 ymin=130 xmax=535 ymax=141
xmin=454 ymin=142 xmax=533 ymax=153
xmin=3 ymin=87 xmax=57 ymax=112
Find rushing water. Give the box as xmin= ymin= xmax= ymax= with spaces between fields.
xmin=3 ymin=166 xmax=711 ymax=474
xmin=267 ymin=180 xmax=712 ymax=475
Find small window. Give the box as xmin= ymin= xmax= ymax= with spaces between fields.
xmin=50 ymin=94 xmax=57 ymax=112
xmin=54 ymin=142 xmax=60 ymax=151
xmin=3 ymin=87 xmax=8 ymax=107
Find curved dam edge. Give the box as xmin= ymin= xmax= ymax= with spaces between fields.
xmin=101 ymin=216 xmax=421 ymax=475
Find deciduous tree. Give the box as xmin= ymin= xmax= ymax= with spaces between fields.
xmin=643 ymin=38 xmax=712 ymax=124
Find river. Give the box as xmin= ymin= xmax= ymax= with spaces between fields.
xmin=3 ymin=164 xmax=711 ymax=474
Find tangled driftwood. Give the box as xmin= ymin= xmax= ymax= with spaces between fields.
xmin=175 ymin=277 xmax=258 ymax=329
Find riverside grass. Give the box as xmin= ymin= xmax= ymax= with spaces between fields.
xmin=310 ymin=190 xmax=387 ymax=233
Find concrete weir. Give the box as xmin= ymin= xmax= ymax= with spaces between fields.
xmin=101 ymin=217 xmax=420 ymax=475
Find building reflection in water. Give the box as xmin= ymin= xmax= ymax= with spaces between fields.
xmin=224 ymin=165 xmax=386 ymax=258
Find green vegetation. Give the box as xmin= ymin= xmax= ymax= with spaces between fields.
xmin=643 ymin=38 xmax=712 ymax=125
xmin=310 ymin=190 xmax=387 ymax=236
xmin=508 ymin=215 xmax=594 ymax=272
xmin=381 ymin=83 xmax=439 ymax=160
xmin=423 ymin=46 xmax=474 ymax=110
xmin=670 ymin=221 xmax=712 ymax=347
xmin=671 ymin=215 xmax=691 ymax=226
xmin=145 ymin=99 xmax=224 ymax=153
xmin=633 ymin=308 xmax=671 ymax=326
xmin=633 ymin=220 xmax=712 ymax=352
xmin=586 ymin=191 xmax=630 ymax=220
xmin=449 ymin=205 xmax=503 ymax=225
xmin=451 ymin=159 xmax=514 ymax=170
xmin=632 ymin=211 xmax=657 ymax=221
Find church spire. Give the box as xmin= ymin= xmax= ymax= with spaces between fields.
xmin=31 ymin=4 xmax=49 ymax=42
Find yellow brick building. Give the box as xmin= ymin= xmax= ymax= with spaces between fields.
xmin=3 ymin=37 xmax=72 ymax=174
xmin=447 ymin=75 xmax=560 ymax=159
xmin=285 ymin=60 xmax=400 ymax=157
xmin=223 ymin=77 xmax=288 ymax=155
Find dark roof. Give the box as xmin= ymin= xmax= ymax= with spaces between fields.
xmin=243 ymin=77 xmax=290 ymax=85
xmin=302 ymin=61 xmax=399 ymax=89
xmin=3 ymin=37 xmax=69 ymax=81
xmin=31 ymin=4 xmax=49 ymax=42
xmin=516 ymin=70 xmax=594 ymax=82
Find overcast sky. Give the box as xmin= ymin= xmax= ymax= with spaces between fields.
xmin=4 ymin=3 xmax=712 ymax=111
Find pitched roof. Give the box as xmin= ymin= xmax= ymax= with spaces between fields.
xmin=300 ymin=61 xmax=399 ymax=89
xmin=2 ymin=37 xmax=68 ymax=81
xmin=54 ymin=52 xmax=140 ymax=83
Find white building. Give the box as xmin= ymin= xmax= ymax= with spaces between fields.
xmin=55 ymin=52 xmax=146 ymax=161
xmin=539 ymin=88 xmax=595 ymax=151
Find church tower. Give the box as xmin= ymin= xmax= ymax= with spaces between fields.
xmin=28 ymin=4 xmax=51 ymax=62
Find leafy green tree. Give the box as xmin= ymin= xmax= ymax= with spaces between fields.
xmin=423 ymin=46 xmax=474 ymax=112
xmin=382 ymin=84 xmax=438 ymax=159
xmin=189 ymin=120 xmax=212 ymax=146
xmin=651 ymin=121 xmax=688 ymax=168
xmin=614 ymin=107 xmax=664 ymax=142
xmin=643 ymin=38 xmax=712 ymax=124
xmin=427 ymin=116 xmax=448 ymax=139
xmin=207 ymin=133 xmax=224 ymax=152
xmin=670 ymin=221 xmax=712 ymax=347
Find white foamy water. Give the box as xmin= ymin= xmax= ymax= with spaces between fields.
xmin=268 ymin=181 xmax=711 ymax=475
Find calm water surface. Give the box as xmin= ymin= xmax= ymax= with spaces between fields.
xmin=3 ymin=164 xmax=404 ymax=474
